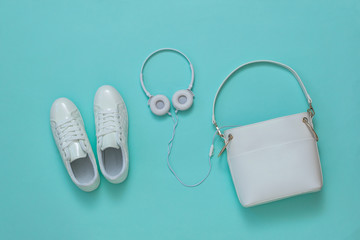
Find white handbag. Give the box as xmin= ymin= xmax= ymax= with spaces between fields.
xmin=212 ymin=60 xmax=323 ymax=207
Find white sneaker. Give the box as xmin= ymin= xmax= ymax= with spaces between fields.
xmin=50 ymin=98 xmax=100 ymax=192
xmin=94 ymin=85 xmax=129 ymax=184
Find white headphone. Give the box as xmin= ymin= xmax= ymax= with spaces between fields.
xmin=139 ymin=48 xmax=212 ymax=188
xmin=140 ymin=48 xmax=195 ymax=116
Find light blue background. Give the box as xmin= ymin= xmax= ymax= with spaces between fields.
xmin=1 ymin=0 xmax=359 ymax=239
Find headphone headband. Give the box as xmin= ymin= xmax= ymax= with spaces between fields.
xmin=140 ymin=48 xmax=194 ymax=98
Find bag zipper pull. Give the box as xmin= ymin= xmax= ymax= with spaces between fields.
xmin=218 ymin=134 xmax=233 ymax=157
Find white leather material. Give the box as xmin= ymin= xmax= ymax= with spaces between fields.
xmin=94 ymin=85 xmax=129 ymax=184
xmin=149 ymin=94 xmax=171 ymax=116
xmin=172 ymin=89 xmax=194 ymax=111
xmin=212 ymin=60 xmax=312 ymax=124
xmin=50 ymin=98 xmax=100 ymax=192
xmin=68 ymin=142 xmax=87 ymax=162
xmin=101 ymin=132 xmax=120 ymax=151
xmin=224 ymin=112 xmax=323 ymax=207
xmin=212 ymin=60 xmax=323 ymax=207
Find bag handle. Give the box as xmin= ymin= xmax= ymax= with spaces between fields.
xmin=212 ymin=60 xmax=315 ymax=138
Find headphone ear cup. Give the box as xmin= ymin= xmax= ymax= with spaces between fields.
xmin=149 ymin=95 xmax=171 ymax=116
xmin=172 ymin=89 xmax=194 ymax=111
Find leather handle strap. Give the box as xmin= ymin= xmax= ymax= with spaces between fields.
xmin=212 ymin=60 xmax=313 ymax=129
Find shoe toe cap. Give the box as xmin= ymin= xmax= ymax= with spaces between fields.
xmin=94 ymin=85 xmax=124 ymax=111
xmin=50 ymin=98 xmax=78 ymax=123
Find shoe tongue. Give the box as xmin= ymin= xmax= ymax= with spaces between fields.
xmin=101 ymin=133 xmax=119 ymax=151
xmin=69 ymin=142 xmax=87 ymax=162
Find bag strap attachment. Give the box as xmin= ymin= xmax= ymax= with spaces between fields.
xmin=212 ymin=60 xmax=315 ymax=138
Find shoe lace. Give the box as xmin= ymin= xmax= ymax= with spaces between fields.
xmin=96 ymin=111 xmax=122 ymax=147
xmin=56 ymin=118 xmax=87 ymax=161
